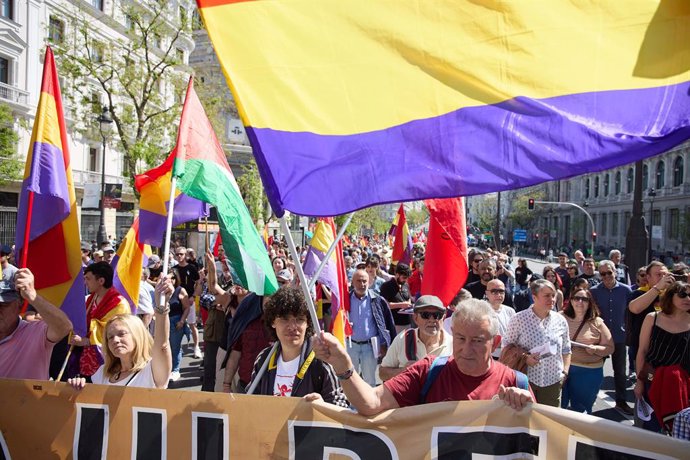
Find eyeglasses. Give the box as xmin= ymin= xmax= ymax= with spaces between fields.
xmin=572 ymin=296 xmax=590 ymax=303
xmin=275 ymin=317 xmax=307 ymax=327
xmin=418 ymin=311 xmax=444 ymax=320
xmin=488 ymin=289 xmax=505 ymax=295
xmin=599 ymin=271 xmax=614 ymax=277
xmin=676 ymin=291 xmax=690 ymax=299
xmin=473 ymin=259 xmax=483 ymax=264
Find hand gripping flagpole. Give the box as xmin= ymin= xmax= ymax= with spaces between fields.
xmin=307 ymin=213 xmax=354 ymax=291
xmin=280 ymin=215 xmax=321 ymax=336
xmin=159 ymin=176 xmax=178 ymax=306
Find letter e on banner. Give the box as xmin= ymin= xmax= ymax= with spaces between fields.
xmin=289 ymin=421 xmax=397 ymax=460
xmin=432 ymin=426 xmax=546 ymax=460
xmin=568 ymin=436 xmax=677 ymax=460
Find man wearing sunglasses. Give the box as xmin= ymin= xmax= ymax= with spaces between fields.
xmin=379 ymin=295 xmax=452 ymax=380
xmin=591 ymin=259 xmax=634 ymax=415
xmin=485 ymin=279 xmax=515 ymax=359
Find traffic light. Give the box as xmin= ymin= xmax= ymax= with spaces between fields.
xmin=592 ymin=232 xmax=597 ymax=242
xmin=528 ymin=198 xmax=535 ymax=210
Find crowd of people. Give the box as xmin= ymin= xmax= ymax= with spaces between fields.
xmin=1 ymin=236 xmax=689 ymax=440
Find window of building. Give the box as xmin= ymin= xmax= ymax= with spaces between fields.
xmin=585 ymin=178 xmax=590 ymax=199
xmin=91 ymin=42 xmax=105 ymax=63
xmin=673 ymin=156 xmax=684 ymax=187
xmin=48 ymin=16 xmax=65 ymax=44
xmin=90 ymin=91 xmax=101 ymax=113
xmin=116 ymin=213 xmax=134 ymax=240
xmin=656 ymin=161 xmax=665 ymax=188
xmin=627 ymin=168 xmax=634 ymax=193
xmin=652 ymin=209 xmax=661 ymax=226
xmin=603 ymin=174 xmax=609 ymax=196
xmin=0 ymin=56 xmax=8 ymax=84
xmin=643 ymin=164 xmax=649 ymax=189
xmin=1 ymin=0 xmax=13 ymax=20
xmin=601 ymin=213 xmax=607 ymax=236
xmin=89 ymin=0 xmax=104 ymax=11
xmin=670 ymin=208 xmax=680 ymax=239
xmin=81 ymin=213 xmax=100 ymax=242
xmin=594 ymin=176 xmax=599 ymax=198
xmin=611 ymin=212 xmax=619 ymax=237
xmin=614 ymin=171 xmax=621 ymax=194
xmin=88 ymin=147 xmax=99 ymax=172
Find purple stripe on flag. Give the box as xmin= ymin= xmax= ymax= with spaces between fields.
xmin=59 ymin=268 xmax=87 ymax=336
xmin=303 ymin=247 xmax=341 ymax=312
xmin=247 ymin=81 xmax=690 ymax=217
xmin=111 ymin=254 xmax=137 ymax=314
xmin=16 ymin=142 xmax=71 ymax=242
xmin=138 ymin=193 xmax=209 ymax=247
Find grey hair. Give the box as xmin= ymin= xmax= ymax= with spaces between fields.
xmin=598 ymin=259 xmax=616 ymax=273
xmin=530 ymin=279 xmax=557 ymax=296
xmin=608 ymin=249 xmax=621 ymax=259
xmin=451 ymin=299 xmax=499 ymax=336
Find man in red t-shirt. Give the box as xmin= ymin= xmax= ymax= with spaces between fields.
xmin=313 ymin=299 xmax=533 ymax=415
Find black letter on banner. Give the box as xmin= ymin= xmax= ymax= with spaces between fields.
xmin=575 ymin=442 xmax=657 ymax=460
xmin=132 ymin=409 xmax=165 ymax=460
xmin=289 ymin=422 xmax=395 ymax=459
xmin=74 ymin=404 xmax=109 ymax=460
xmin=435 ymin=429 xmax=541 ymax=460
xmin=192 ymin=412 xmax=228 ymax=460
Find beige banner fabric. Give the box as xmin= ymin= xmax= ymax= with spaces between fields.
xmin=0 ymin=379 xmax=686 ymax=459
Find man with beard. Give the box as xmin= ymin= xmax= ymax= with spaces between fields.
xmin=379 ymin=263 xmax=412 ymax=333
xmin=465 ymin=259 xmax=497 ymax=300
xmin=379 ymin=295 xmax=452 ymax=380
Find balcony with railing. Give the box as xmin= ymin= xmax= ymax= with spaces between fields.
xmin=0 ymin=81 xmax=29 ymax=105
xmin=72 ymin=169 xmax=133 ymax=195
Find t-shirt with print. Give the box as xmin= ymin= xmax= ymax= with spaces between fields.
xmin=273 ymin=354 xmax=300 ymax=397
xmin=384 ymin=355 xmax=519 ymax=407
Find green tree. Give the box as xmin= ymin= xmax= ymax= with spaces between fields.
xmin=236 ymin=159 xmax=269 ymax=226
xmin=52 ymin=2 xmax=189 ymax=179
xmin=506 ymin=190 xmax=545 ymax=229
xmin=406 ymin=206 xmax=429 ymax=229
xmin=0 ymin=104 xmax=22 ymax=186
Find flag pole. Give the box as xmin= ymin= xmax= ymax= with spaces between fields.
xmin=159 ymin=176 xmax=178 ymax=305
xmin=307 ymin=212 xmax=354 ymax=290
xmin=245 ymin=342 xmax=279 ymax=395
xmin=19 ymin=191 xmax=35 ymax=314
xmin=204 ymin=216 xmax=210 ymax=254
xmin=279 ymin=215 xmax=321 ymax=336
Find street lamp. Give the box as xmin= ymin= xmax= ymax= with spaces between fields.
xmin=647 ymin=187 xmax=657 ymax=262
xmin=96 ymin=106 xmax=113 ymax=246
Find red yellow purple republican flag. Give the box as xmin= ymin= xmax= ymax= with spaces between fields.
xmin=197 ymin=0 xmax=690 ymax=217
xmin=391 ymin=205 xmax=412 ymax=266
xmin=135 ymin=150 xmax=209 ymax=248
xmin=111 ymin=218 xmax=152 ymax=312
xmin=14 ymin=47 xmax=86 ymax=335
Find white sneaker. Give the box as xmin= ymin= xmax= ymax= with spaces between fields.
xmin=193 ymin=346 xmax=203 ymax=359
xmin=170 ymin=371 xmax=181 ymax=381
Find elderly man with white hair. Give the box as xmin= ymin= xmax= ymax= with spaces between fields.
xmin=608 ymin=249 xmax=631 ymax=285
xmin=590 ymin=259 xmax=634 ymax=415
xmin=313 ymin=299 xmax=534 ymax=415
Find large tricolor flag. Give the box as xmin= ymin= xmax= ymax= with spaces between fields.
xmin=421 ymin=198 xmax=469 ymax=306
xmin=111 ymin=218 xmax=152 ymax=312
xmin=14 ymin=47 xmax=86 ymax=335
xmin=135 ymin=150 xmax=209 ymax=247
xmin=390 ymin=205 xmax=412 ymax=265
xmin=173 ymin=78 xmax=278 ymax=295
xmin=197 ymin=0 xmax=690 ymax=217
xmin=303 ymin=218 xmax=351 ymax=345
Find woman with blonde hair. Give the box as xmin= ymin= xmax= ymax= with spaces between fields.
xmin=68 ymin=279 xmax=173 ymax=389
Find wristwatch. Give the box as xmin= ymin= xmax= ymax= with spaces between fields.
xmin=336 ymin=367 xmax=355 ymax=381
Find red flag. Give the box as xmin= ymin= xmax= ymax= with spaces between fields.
xmin=421 ymin=198 xmax=468 ymax=306
xmin=213 ymin=231 xmax=223 ymax=257
xmin=391 ymin=204 xmax=412 ymax=265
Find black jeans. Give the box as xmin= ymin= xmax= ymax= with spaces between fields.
xmin=612 ymin=342 xmax=628 ymax=404
xmin=201 ymin=341 xmax=221 ymax=392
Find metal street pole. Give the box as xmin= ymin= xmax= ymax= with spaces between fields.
xmin=534 ymin=200 xmax=595 ymax=257
xmin=625 ymin=161 xmax=649 ymax=273
xmin=494 ymin=191 xmax=501 ymax=250
xmin=648 ymin=188 xmax=657 ymax=262
xmin=96 ymin=107 xmax=113 ymax=246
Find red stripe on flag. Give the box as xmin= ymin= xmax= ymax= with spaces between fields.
xmin=197 ymin=0 xmax=256 ymax=8
xmin=27 ymin=223 xmax=71 ymax=289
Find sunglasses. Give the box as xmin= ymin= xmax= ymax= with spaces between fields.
xmin=572 ymin=296 xmax=590 ymax=303
xmin=676 ymin=291 xmax=690 ymax=299
xmin=473 ymin=259 xmax=483 ymax=263
xmin=488 ymin=289 xmax=505 ymax=294
xmin=599 ymin=271 xmax=614 ymax=277
xmin=418 ymin=311 xmax=444 ymax=320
